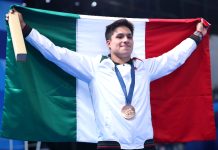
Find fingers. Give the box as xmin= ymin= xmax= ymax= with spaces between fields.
xmin=201 ymin=18 xmax=210 ymax=28
xmin=5 ymin=14 xmax=9 ymax=21
xmin=196 ymin=22 xmax=207 ymax=36
xmin=6 ymin=9 xmax=26 ymax=29
xmin=197 ymin=22 xmax=204 ymax=30
xmin=5 ymin=8 xmax=17 ymax=21
xmin=5 ymin=9 xmax=13 ymax=21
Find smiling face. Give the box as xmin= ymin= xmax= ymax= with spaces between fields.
xmin=106 ymin=26 xmax=134 ymax=64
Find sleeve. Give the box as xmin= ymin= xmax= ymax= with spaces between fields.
xmin=25 ymin=28 xmax=98 ymax=82
xmin=22 ymin=24 xmax=32 ymax=38
xmin=146 ymin=38 xmax=197 ymax=81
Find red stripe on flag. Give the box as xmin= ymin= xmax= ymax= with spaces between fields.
xmin=145 ymin=19 xmax=216 ymax=142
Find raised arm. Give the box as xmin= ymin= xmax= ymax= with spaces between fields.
xmin=147 ymin=21 xmax=208 ymax=81
xmin=6 ymin=9 xmax=97 ymax=82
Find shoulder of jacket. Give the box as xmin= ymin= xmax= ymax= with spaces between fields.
xmin=100 ymin=55 xmax=109 ymax=63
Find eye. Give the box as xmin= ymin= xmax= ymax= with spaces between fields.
xmin=116 ymin=34 xmax=124 ymax=39
xmin=116 ymin=33 xmax=133 ymax=39
xmin=127 ymin=34 xmax=133 ymax=39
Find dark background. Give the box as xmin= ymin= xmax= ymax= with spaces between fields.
xmin=24 ymin=0 xmax=218 ymax=34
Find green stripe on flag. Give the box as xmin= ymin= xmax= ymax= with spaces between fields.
xmin=1 ymin=5 xmax=79 ymax=141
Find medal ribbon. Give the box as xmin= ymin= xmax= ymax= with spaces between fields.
xmin=114 ymin=61 xmax=135 ymax=105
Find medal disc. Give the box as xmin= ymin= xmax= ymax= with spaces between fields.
xmin=121 ymin=105 xmax=135 ymax=120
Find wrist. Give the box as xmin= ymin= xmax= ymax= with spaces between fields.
xmin=22 ymin=24 xmax=32 ymax=38
xmin=21 ymin=22 xmax=26 ymax=30
xmin=193 ymin=31 xmax=203 ymax=41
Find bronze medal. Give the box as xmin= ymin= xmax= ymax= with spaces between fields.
xmin=121 ymin=105 xmax=135 ymax=120
xmin=115 ymin=63 xmax=136 ymax=120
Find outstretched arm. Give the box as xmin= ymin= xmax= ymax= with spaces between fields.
xmin=147 ymin=21 xmax=209 ymax=81
xmin=6 ymin=9 xmax=97 ymax=82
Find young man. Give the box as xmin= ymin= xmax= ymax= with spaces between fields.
xmin=6 ymin=10 xmax=207 ymax=150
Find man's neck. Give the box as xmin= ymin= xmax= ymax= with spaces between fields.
xmin=110 ymin=55 xmax=131 ymax=64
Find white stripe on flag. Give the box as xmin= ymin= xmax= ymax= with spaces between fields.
xmin=76 ymin=16 xmax=147 ymax=142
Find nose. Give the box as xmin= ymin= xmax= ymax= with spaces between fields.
xmin=123 ymin=36 xmax=130 ymax=42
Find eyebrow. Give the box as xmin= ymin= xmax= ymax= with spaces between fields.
xmin=115 ymin=33 xmax=132 ymax=36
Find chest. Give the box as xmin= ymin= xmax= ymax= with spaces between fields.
xmin=93 ymin=61 xmax=150 ymax=90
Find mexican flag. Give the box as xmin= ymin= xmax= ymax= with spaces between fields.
xmin=0 ymin=5 xmax=216 ymax=142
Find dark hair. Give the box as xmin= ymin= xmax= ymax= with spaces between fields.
xmin=105 ymin=19 xmax=134 ymax=40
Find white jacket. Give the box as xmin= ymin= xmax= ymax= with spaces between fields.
xmin=26 ymin=29 xmax=197 ymax=149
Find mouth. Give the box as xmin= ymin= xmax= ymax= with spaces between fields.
xmin=121 ymin=45 xmax=131 ymax=48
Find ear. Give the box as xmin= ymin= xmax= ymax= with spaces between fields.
xmin=106 ymin=40 xmax=111 ymax=48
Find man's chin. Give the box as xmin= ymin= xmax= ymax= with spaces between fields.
xmin=122 ymin=52 xmax=132 ymax=57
